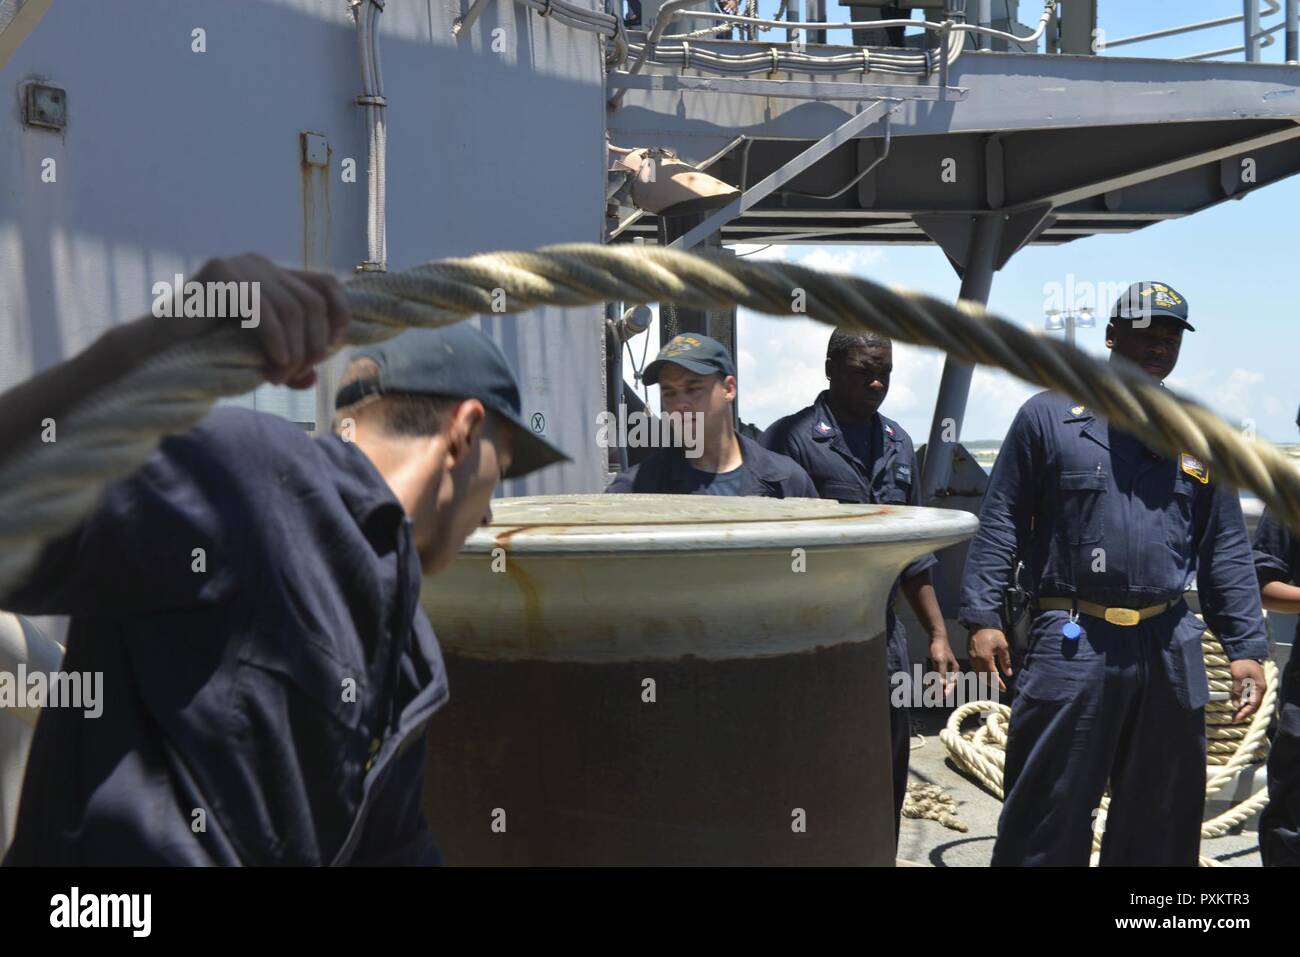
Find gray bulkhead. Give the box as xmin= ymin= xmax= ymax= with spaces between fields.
xmin=0 ymin=0 xmax=612 ymax=496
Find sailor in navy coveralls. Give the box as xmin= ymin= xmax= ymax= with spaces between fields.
xmin=959 ymin=282 xmax=1267 ymax=866
xmin=0 ymin=255 xmax=568 ymax=865
xmin=607 ymin=334 xmax=817 ymax=498
xmin=762 ymin=329 xmax=957 ymax=845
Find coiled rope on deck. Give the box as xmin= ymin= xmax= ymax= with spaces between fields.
xmin=2 ymin=243 xmax=1300 ymax=597
xmin=902 ymin=782 xmax=968 ymax=833
xmin=940 ymin=622 xmax=1279 ymax=867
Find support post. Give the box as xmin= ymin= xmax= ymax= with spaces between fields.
xmin=976 ymin=0 xmax=992 ymax=50
xmin=1287 ymin=0 xmax=1298 ymax=62
xmin=808 ymin=0 xmax=826 ymax=45
xmin=1245 ymin=0 xmax=1261 ymax=61
xmin=919 ymin=214 xmax=1001 ymax=500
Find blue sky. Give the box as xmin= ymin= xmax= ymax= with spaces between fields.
xmin=627 ymin=2 xmax=1300 ymax=445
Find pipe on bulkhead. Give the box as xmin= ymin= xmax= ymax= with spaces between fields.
xmin=353 ymin=0 xmax=387 ymax=272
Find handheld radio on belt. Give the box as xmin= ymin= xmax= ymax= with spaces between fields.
xmin=1001 ymin=558 xmax=1034 ymax=658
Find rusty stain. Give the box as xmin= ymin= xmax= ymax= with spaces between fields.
xmin=494 ymin=524 xmax=560 ymax=548
xmin=300 ymin=132 xmax=331 ymax=271
xmin=502 ymin=558 xmax=547 ymax=658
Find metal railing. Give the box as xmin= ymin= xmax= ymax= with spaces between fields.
xmin=1102 ymin=0 xmax=1297 ymax=63
xmin=625 ymin=0 xmax=1052 ymax=51
xmin=616 ymin=0 xmax=1299 ymax=63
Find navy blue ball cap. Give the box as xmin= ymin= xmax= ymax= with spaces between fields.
xmin=334 ymin=323 xmax=570 ymax=479
xmin=643 ymin=333 xmax=736 ymax=386
xmin=1109 ymin=281 xmax=1195 ymax=331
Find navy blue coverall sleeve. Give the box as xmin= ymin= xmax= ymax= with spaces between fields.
xmin=787 ymin=464 xmax=819 ymax=499
xmin=758 ymin=421 xmax=794 ymax=458
xmin=959 ymin=405 xmax=1041 ymax=632
xmin=0 ymin=414 xmax=252 ymax=617
xmin=1253 ymin=509 xmax=1297 ymax=585
xmin=1194 ymin=486 xmax=1268 ymax=660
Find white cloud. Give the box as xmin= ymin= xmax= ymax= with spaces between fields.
xmin=735 ymin=311 xmax=829 ymax=430
xmin=1167 ymin=366 xmax=1268 ymax=428
xmin=1263 ymin=395 xmax=1287 ymax=419
xmin=790 ymin=246 xmax=887 ymax=275
xmin=733 ymin=244 xmax=887 ymax=276
xmin=1212 ymin=368 xmax=1266 ymax=423
xmin=731 ymin=246 xmax=889 ymax=430
xmin=968 ymin=367 xmax=1038 ymax=439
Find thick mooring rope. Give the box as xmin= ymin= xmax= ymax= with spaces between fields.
xmin=940 ymin=622 xmax=1279 ymax=867
xmin=903 ymin=782 xmax=968 ymax=833
xmin=1 ymin=243 xmax=1299 ymax=597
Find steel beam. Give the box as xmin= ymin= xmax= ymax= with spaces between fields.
xmin=609 ymin=53 xmax=1300 ymax=148
xmin=1001 ymin=121 xmax=1300 ymax=215
xmin=701 ymin=208 xmax=1183 ymax=221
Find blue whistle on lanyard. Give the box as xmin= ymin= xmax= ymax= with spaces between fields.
xmin=1062 ymin=612 xmax=1082 ymax=640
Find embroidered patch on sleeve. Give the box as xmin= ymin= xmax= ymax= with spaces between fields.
xmin=1180 ymin=453 xmax=1209 ymax=484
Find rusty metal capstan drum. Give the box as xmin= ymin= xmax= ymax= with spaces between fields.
xmin=420 ymin=494 xmax=977 ymax=865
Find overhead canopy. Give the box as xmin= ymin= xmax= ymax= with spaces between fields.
xmin=608 ymin=48 xmax=1300 ymax=257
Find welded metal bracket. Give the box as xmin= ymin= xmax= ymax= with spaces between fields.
xmin=667 ymin=98 xmax=894 ymax=251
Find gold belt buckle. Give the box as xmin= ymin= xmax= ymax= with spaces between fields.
xmin=1104 ymin=607 xmax=1141 ymax=627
